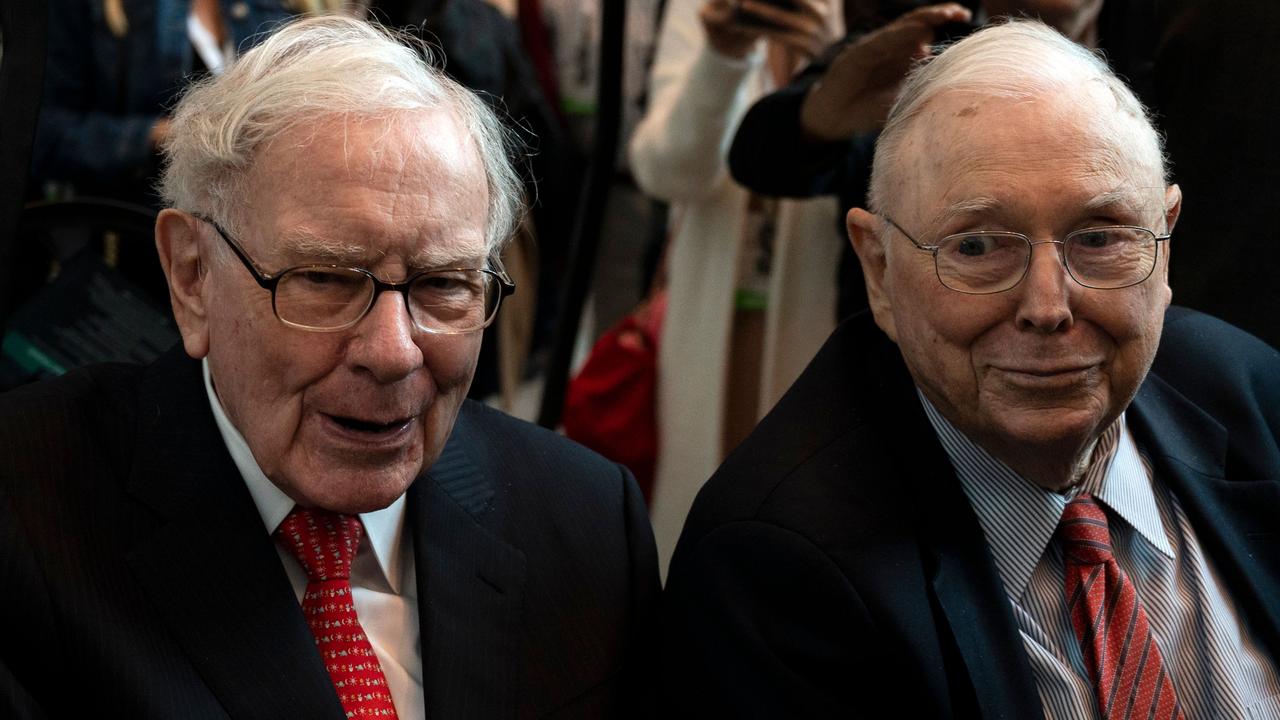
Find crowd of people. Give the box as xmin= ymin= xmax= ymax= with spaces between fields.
xmin=2 ymin=1 xmax=1278 ymax=717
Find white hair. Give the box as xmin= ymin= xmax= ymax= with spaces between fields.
xmin=158 ymin=15 xmax=525 ymax=256
xmin=867 ymin=19 xmax=1167 ymax=217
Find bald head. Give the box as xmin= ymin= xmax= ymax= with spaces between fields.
xmin=867 ymin=20 xmax=1166 ymax=222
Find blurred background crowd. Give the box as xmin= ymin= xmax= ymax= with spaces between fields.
xmin=1 ymin=0 xmax=1277 ymax=573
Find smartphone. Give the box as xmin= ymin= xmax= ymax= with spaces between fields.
xmin=733 ymin=0 xmax=801 ymax=30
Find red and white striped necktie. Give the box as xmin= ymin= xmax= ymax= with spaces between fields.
xmin=1059 ymin=493 xmax=1183 ymax=720
xmin=276 ymin=507 xmax=400 ymax=719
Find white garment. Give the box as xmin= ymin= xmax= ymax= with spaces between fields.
xmin=202 ymin=360 xmax=425 ymax=719
xmin=186 ymin=13 xmax=235 ymax=75
xmin=629 ymin=0 xmax=843 ymax=577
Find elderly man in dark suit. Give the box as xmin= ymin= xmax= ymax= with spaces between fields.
xmin=0 ymin=16 xmax=658 ymax=719
xmin=664 ymin=19 xmax=1280 ymax=718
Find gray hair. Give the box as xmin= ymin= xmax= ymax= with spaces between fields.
xmin=158 ymin=15 xmax=525 ymax=256
xmin=867 ymin=20 xmax=1167 ymax=217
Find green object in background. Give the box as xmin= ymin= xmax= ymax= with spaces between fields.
xmin=2 ymin=332 xmax=67 ymax=375
xmin=0 ymin=251 xmax=179 ymax=390
xmin=734 ymin=288 xmax=768 ymax=311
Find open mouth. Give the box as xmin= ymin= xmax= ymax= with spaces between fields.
xmin=328 ymin=414 xmax=411 ymax=434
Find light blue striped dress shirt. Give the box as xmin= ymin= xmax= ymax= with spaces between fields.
xmin=918 ymin=393 xmax=1280 ymax=719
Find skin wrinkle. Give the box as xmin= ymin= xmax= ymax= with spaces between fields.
xmin=850 ymin=85 xmax=1179 ymax=490
xmin=185 ymin=108 xmax=489 ymax=513
xmin=278 ymin=231 xmax=369 ymax=265
xmin=250 ymin=112 xmax=487 ymax=275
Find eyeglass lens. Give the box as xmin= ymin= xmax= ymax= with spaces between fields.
xmin=273 ymin=267 xmax=500 ymax=332
xmin=934 ymin=227 xmax=1158 ymax=293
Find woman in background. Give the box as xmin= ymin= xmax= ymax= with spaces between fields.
xmin=629 ymin=0 xmax=843 ymax=575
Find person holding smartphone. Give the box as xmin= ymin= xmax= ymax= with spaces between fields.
xmin=628 ymin=0 xmax=843 ymax=577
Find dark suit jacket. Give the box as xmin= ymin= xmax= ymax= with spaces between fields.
xmin=662 ymin=307 xmax=1280 ymax=717
xmin=0 ymin=348 xmax=659 ymax=719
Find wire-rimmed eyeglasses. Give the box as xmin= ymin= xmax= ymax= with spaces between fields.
xmin=882 ymin=216 xmax=1171 ymax=295
xmin=193 ymin=214 xmax=515 ymax=334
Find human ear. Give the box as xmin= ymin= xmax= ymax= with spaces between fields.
xmin=154 ymin=209 xmax=211 ymax=359
xmin=1158 ymin=184 xmax=1182 ymax=288
xmin=1163 ymin=184 xmax=1182 ymax=237
xmin=847 ymin=207 xmax=897 ymax=341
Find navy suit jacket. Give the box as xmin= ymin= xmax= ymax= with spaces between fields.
xmin=0 ymin=348 xmax=659 ymax=719
xmin=662 ymin=307 xmax=1280 ymax=717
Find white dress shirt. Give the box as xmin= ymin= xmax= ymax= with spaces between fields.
xmin=203 ymin=360 xmax=424 ymax=718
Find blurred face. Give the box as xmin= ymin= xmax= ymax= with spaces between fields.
xmin=854 ymin=89 xmax=1179 ymax=488
xmin=198 ymin=110 xmax=489 ymax=513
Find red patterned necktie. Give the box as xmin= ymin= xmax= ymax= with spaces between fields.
xmin=276 ymin=508 xmax=400 ymax=719
xmin=1059 ymin=493 xmax=1183 ymax=720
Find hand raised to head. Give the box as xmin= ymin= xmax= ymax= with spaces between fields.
xmin=700 ymin=0 xmax=835 ymax=62
xmin=800 ymin=2 xmax=970 ymax=142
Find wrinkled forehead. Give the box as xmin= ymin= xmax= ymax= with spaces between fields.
xmin=890 ymin=87 xmax=1165 ymax=224
xmin=236 ymin=109 xmax=490 ymax=264
xmin=251 ymin=108 xmax=482 ymax=193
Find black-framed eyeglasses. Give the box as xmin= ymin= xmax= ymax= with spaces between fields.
xmin=192 ymin=214 xmax=515 ymax=334
xmin=882 ymin=216 xmax=1171 ymax=295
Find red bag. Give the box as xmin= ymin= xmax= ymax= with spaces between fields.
xmin=563 ymin=291 xmax=666 ymax=500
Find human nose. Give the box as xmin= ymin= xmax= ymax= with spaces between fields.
xmin=1014 ymin=240 xmax=1074 ymax=333
xmin=348 ymin=289 xmax=423 ymax=382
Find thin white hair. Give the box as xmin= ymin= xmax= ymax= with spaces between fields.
xmin=867 ymin=19 xmax=1167 ymax=218
xmin=158 ymin=15 xmax=525 ymax=256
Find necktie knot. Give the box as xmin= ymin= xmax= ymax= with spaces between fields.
xmin=1058 ymin=493 xmax=1114 ymax=566
xmin=276 ymin=507 xmax=363 ymax=582
xmin=1059 ymin=492 xmax=1184 ymax=718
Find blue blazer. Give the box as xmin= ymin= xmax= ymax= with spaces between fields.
xmin=662 ymin=307 xmax=1280 ymax=717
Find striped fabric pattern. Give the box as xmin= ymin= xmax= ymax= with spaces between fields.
xmin=918 ymin=393 xmax=1280 ymax=719
xmin=1059 ymin=493 xmax=1183 ymax=720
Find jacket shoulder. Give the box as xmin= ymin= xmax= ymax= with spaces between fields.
xmin=679 ymin=312 xmax=916 ymax=530
xmin=454 ymin=398 xmax=629 ymax=487
xmin=1158 ymin=306 xmax=1279 ymax=372
xmin=0 ymin=364 xmax=144 ymax=482
xmin=1151 ymin=307 xmax=1280 ymax=471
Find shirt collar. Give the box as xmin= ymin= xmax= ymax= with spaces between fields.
xmin=918 ymin=391 xmax=1171 ymax=603
xmin=202 ymin=359 xmax=408 ymax=593
xmin=1084 ymin=421 xmax=1173 ymax=560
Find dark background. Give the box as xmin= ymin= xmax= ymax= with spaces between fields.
xmin=1155 ymin=0 xmax=1280 ymax=348
xmin=0 ymin=0 xmax=47 ymax=327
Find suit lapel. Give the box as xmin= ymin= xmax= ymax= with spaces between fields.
xmin=123 ymin=351 xmax=344 ymax=720
xmin=411 ymin=410 xmax=527 ymax=719
xmin=902 ymin=435 xmax=1042 ymax=717
xmin=1130 ymin=373 xmax=1280 ymax=657
xmin=877 ymin=344 xmax=1042 ymax=719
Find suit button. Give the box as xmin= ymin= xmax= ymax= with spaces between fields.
xmin=229 ymin=1 xmax=249 ymax=19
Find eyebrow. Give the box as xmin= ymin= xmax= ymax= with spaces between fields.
xmin=1081 ymin=188 xmax=1156 ymax=215
xmin=276 ymin=227 xmax=487 ymax=270
xmin=926 ymin=188 xmax=1160 ymax=231
xmin=277 ymin=228 xmax=369 ymax=264
xmin=407 ymin=245 xmax=488 ymax=270
xmin=929 ymin=196 xmax=1001 ymax=228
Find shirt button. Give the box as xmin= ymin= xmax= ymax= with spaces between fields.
xmin=229 ymin=1 xmax=249 ymax=19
